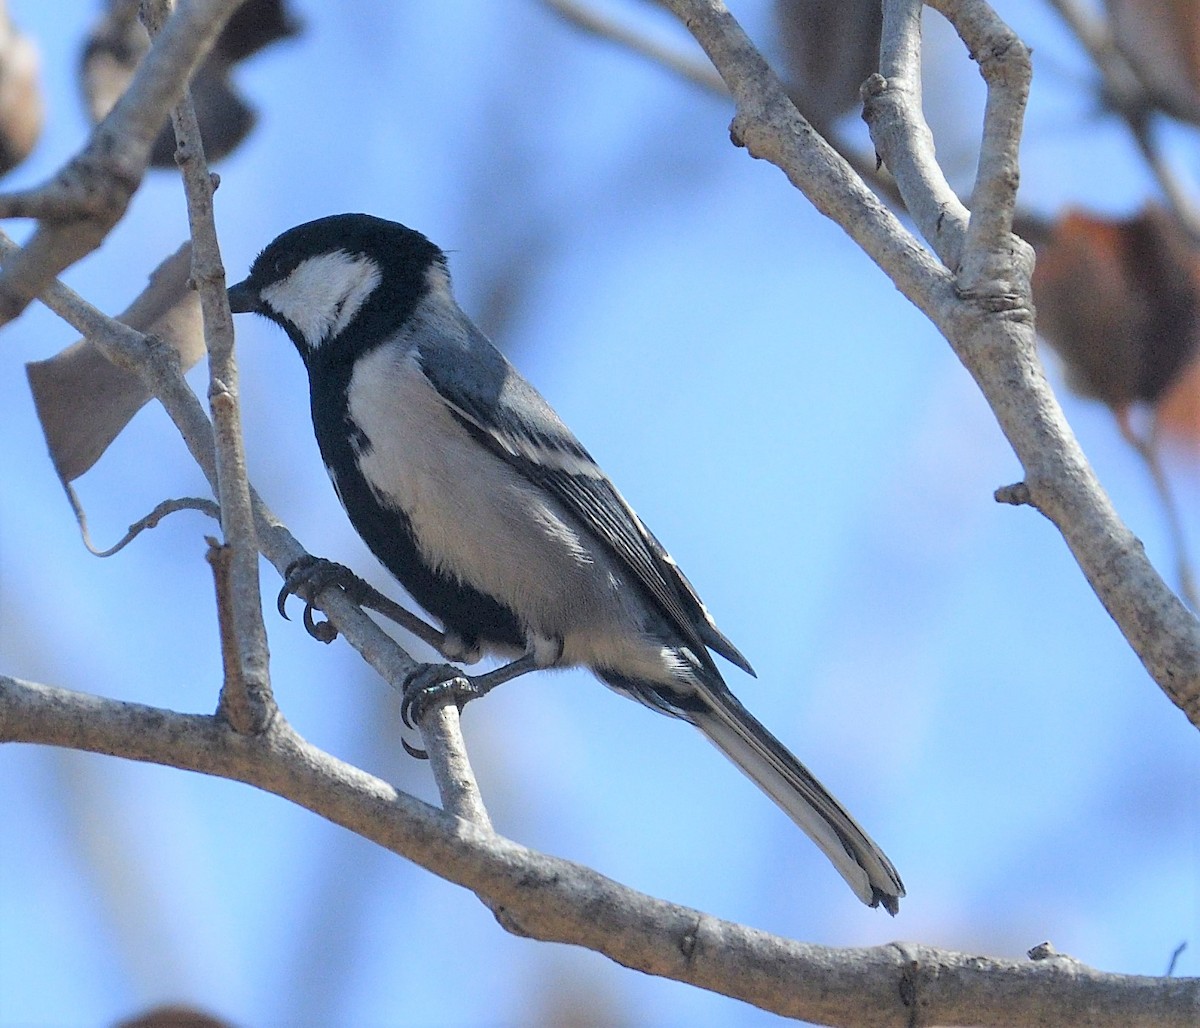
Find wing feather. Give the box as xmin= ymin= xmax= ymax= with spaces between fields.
xmin=416 ymin=340 xmax=751 ymax=673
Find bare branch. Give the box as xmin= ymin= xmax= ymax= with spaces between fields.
xmin=205 ymin=537 xmax=253 ymax=730
xmin=411 ymin=694 xmax=492 ymax=829
xmin=1117 ymin=415 xmax=1200 ymax=610
xmin=661 ymin=0 xmax=1200 ymax=728
xmin=543 ymin=0 xmax=727 ymax=94
xmin=863 ymin=0 xmax=969 ymax=269
xmin=545 ymin=0 xmax=911 ymax=221
xmin=140 ymin=0 xmax=274 ymax=733
xmin=2 ymin=674 xmax=1195 ymax=1027
xmin=67 ymin=492 xmax=220 ymax=558
xmin=927 ymin=0 xmax=1030 ymax=294
xmin=1046 ymin=0 xmax=1200 ymax=238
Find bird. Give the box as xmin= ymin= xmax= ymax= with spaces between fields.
xmin=227 ymin=213 xmax=905 ymax=913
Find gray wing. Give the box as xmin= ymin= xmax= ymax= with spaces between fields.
xmin=415 ymin=335 xmax=754 ymax=676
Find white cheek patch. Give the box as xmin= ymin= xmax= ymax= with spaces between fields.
xmin=261 ymin=250 xmax=382 ymax=350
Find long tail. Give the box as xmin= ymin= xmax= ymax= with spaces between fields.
xmin=690 ymin=685 xmax=905 ymax=914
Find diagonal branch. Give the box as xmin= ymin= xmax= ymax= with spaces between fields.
xmin=544 ymin=0 xmax=726 ymax=93
xmin=0 ymin=0 xmax=245 ymax=327
xmin=1046 ymin=0 xmax=1200 ymax=238
xmin=660 ymin=0 xmax=1200 ymax=728
xmin=2 ymin=674 xmax=1196 ymax=1027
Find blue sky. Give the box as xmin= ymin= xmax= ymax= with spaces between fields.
xmin=1 ymin=2 xmax=1197 ymax=1025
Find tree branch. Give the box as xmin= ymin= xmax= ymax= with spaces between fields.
xmin=2 ymin=674 xmax=1194 ymax=1027
xmin=544 ymin=0 xmax=726 ymax=94
xmin=5 ymin=2 xmax=1197 ymax=1021
xmin=864 ymin=0 xmax=969 ymax=271
xmin=660 ymin=0 xmax=1200 ymax=728
xmin=141 ymin=0 xmax=274 ymax=733
xmin=0 ymin=0 xmax=244 ymax=326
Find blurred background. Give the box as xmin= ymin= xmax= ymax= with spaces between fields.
xmin=1 ymin=1 xmax=1197 ymax=1025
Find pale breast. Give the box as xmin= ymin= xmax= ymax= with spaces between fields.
xmin=345 ymin=348 xmax=604 ymax=628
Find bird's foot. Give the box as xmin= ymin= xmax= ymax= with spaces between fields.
xmin=278 ymin=554 xmax=450 ymax=652
xmin=400 ymin=664 xmax=485 ymax=730
xmin=277 ymin=555 xmax=383 ymax=643
xmin=399 ymin=652 xmax=541 ymax=757
xmin=399 ymin=663 xmax=486 ymax=758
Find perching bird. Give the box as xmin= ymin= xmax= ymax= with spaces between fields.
xmin=227 ymin=214 xmax=905 ymax=913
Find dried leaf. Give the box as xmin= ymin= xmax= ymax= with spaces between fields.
xmin=25 ymin=243 xmax=203 ymax=481
xmin=1157 ymin=352 xmax=1200 ymax=445
xmin=1032 ymin=205 xmax=1200 ymax=411
xmin=80 ymin=0 xmax=301 ymax=166
xmin=115 ymin=1006 xmax=234 ymax=1028
xmin=0 ymin=3 xmax=42 ymax=176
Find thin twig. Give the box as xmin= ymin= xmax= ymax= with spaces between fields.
xmin=205 ymin=536 xmax=260 ymax=731
xmin=1045 ymin=0 xmax=1200 ymax=239
xmin=1166 ymin=941 xmax=1188 ymax=978
xmin=1127 ymin=120 xmax=1200 ymax=240
xmin=863 ymin=0 xmax=969 ymax=269
xmin=143 ymin=0 xmax=274 ymax=733
xmin=65 ymin=491 xmax=220 ymax=557
xmin=546 ymin=0 xmax=909 ymax=212
xmin=1118 ymin=412 xmax=1199 ymax=610
xmin=418 ymin=700 xmax=492 ymax=829
xmin=927 ymin=0 xmax=1032 ymax=296
xmin=543 ymin=0 xmax=726 ymax=94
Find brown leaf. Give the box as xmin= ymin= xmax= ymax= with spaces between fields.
xmin=25 ymin=242 xmax=203 ymax=481
xmin=0 ymin=4 xmax=43 ymax=176
xmin=1157 ymin=351 xmax=1200 ymax=445
xmin=115 ymin=1005 xmax=235 ymax=1028
xmin=80 ymin=0 xmax=301 ymax=166
xmin=1031 ymin=205 xmax=1200 ymax=412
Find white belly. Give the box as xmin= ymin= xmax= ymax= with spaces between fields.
xmin=344 ymin=346 xmax=676 ymax=680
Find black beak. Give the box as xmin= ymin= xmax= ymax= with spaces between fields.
xmin=227 ymin=278 xmax=258 ymax=313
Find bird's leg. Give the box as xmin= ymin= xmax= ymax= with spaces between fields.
xmin=278 ymin=554 xmax=447 ymax=651
xmin=400 ymin=652 xmax=540 ymax=733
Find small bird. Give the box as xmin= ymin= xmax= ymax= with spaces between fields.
xmin=227 ymin=214 xmax=905 ymax=913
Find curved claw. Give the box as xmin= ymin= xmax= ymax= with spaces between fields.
xmin=398 ymin=655 xmax=538 ymax=759
xmin=401 ymin=737 xmax=429 ymax=761
xmin=302 ymin=602 xmax=339 ymax=643
xmin=400 ymin=664 xmax=475 ymax=730
xmin=278 ymin=554 xmax=322 ymax=621
xmin=275 ymin=555 xmax=361 ymax=643
xmin=276 ymin=582 xmax=293 ymax=621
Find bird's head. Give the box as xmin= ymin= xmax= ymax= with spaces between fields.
xmin=227 ymin=213 xmax=445 ymax=361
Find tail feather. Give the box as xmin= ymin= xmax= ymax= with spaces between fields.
xmin=692 ymin=687 xmax=904 ymax=914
